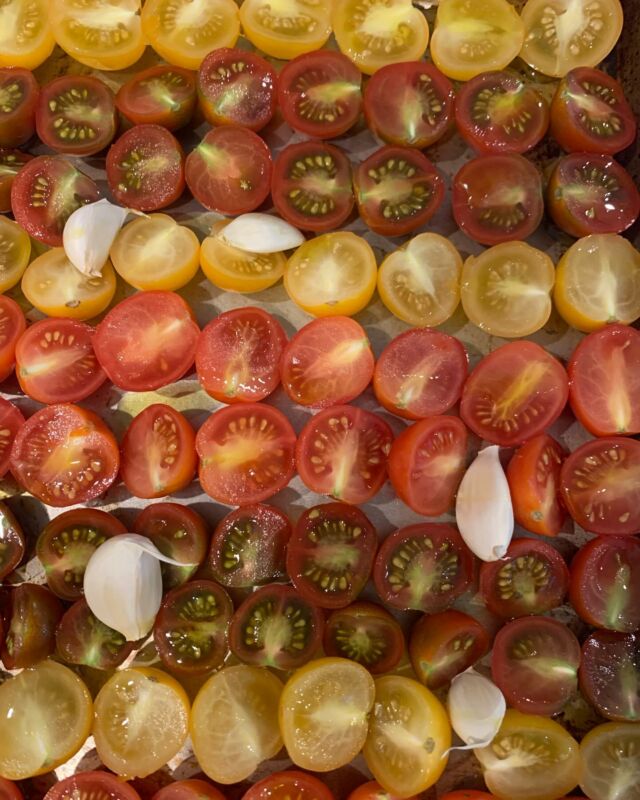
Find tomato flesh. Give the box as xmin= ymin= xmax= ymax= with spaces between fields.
xmin=0 ymin=503 xmax=25 ymax=581
xmin=151 ymin=781 xmax=225 ymax=800
xmin=44 ymin=771 xmax=142 ymax=800
xmin=0 ymin=67 xmax=38 ymax=147
xmin=0 ymin=397 xmax=24 ymax=478
xmin=0 ymin=295 xmax=25 ymax=384
xmin=242 ymin=771 xmax=334 ymax=800
xmin=0 ymin=149 xmax=33 ymax=213
xmin=116 ymin=65 xmax=197 ymax=131
xmin=579 ymin=631 xmax=640 ymax=722
xmin=56 ymin=598 xmax=136 ymax=670
xmin=1 ymin=583 xmax=63 ymax=669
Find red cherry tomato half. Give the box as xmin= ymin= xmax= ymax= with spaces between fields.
xmin=348 ymin=782 xmax=422 ymax=800
xmin=272 ymin=140 xmax=354 ymax=233
xmin=579 ymin=630 xmax=640 ymax=722
xmin=15 ymin=317 xmax=106 ymax=404
xmin=10 ymin=403 xmax=119 ymax=507
xmin=152 ymin=781 xmax=225 ymax=800
xmin=0 ymin=398 xmax=24 ymax=479
xmin=56 ymin=598 xmax=136 ymax=670
xmin=1 ymin=582 xmax=63 ymax=669
xmin=0 ymin=149 xmax=33 ymax=213
xmin=287 ymin=502 xmax=377 ymax=609
xmin=0 ymin=778 xmax=22 ymax=800
xmin=460 ymin=341 xmax=569 ymax=447
xmin=296 ymin=404 xmax=393 ymax=504
xmin=452 ymin=154 xmax=544 ymax=245
xmin=506 ymin=434 xmax=567 ymax=536
xmin=94 ymin=291 xmax=199 ymax=392
xmin=550 ymin=67 xmax=637 ymax=155
xmin=279 ymin=49 xmax=362 ymax=139
xmin=280 ymin=316 xmax=374 ymax=408
xmin=0 ymin=503 xmax=25 ymax=582
xmin=0 ymin=294 xmax=25 ymax=383
xmin=354 ymin=145 xmax=444 ymax=237
xmin=243 ymin=771 xmax=334 ymax=800
xmin=116 ymin=65 xmax=197 ymax=131
xmin=185 ymin=125 xmax=272 ymax=215
xmin=373 ymin=523 xmax=474 ymax=613
xmin=0 ymin=67 xmax=38 ymax=148
xmin=44 ymin=772 xmax=142 ymax=800
xmin=196 ymin=402 xmax=296 ymax=505
xmin=388 ymin=415 xmax=468 ymax=517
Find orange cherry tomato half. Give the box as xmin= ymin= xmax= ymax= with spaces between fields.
xmin=0 ymin=294 xmax=26 ymax=382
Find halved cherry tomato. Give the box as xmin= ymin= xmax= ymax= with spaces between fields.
xmin=279 ymin=50 xmax=362 ymax=139
xmin=272 ymin=140 xmax=353 ymax=233
xmin=373 ymin=523 xmax=474 ymax=613
xmin=0 ymin=295 xmax=25 ymax=383
xmin=507 ymin=434 xmax=567 ymax=536
xmin=196 ymin=402 xmax=296 ymax=505
xmin=196 ymin=307 xmax=286 ymax=404
xmin=287 ymin=502 xmax=377 ymax=609
xmin=580 ymin=630 xmax=639 ymax=722
xmin=373 ymin=329 xmax=467 ymax=421
xmin=55 ymin=598 xmax=136 ymax=670
xmin=354 ymin=146 xmax=444 ymax=237
xmin=440 ymin=794 xmax=496 ymax=800
xmin=0 ymin=67 xmax=38 ymax=147
xmin=547 ymin=153 xmax=640 ymax=238
xmin=280 ymin=316 xmax=374 ymax=408
xmin=1 ymin=583 xmax=63 ymax=669
xmin=240 ymin=0 xmax=332 ymax=60
xmin=579 ymin=722 xmax=640 ymax=800
xmin=116 ymin=65 xmax=196 ymax=131
xmin=0 ymin=778 xmax=22 ymax=800
xmin=229 ymin=583 xmax=324 ymax=669
xmin=0 ymin=0 xmax=55 ymax=70
xmin=409 ymin=609 xmax=490 ymax=690
xmin=0 ymin=399 xmax=22 ymax=480
xmin=388 ymin=416 xmax=468 ymax=517
xmin=243 ymin=772 xmax=334 ymax=800
xmin=460 ymin=341 xmax=569 ymax=447
xmin=15 ymin=317 xmax=106 ymax=404
xmin=0 ymin=503 xmax=24 ymax=581
xmin=296 ymin=405 xmax=393 ymax=504
xmin=364 ymin=62 xmax=454 ymax=149
xmin=44 ymin=772 xmax=141 ymax=800
xmin=11 ymin=155 xmax=99 ymax=246
xmin=152 ymin=781 xmax=225 ymax=800
xmin=348 ymin=782 xmax=423 ymax=800
xmin=452 ymin=154 xmax=543 ymax=245
xmin=455 ymin=70 xmax=549 ymax=154
xmin=0 ymin=150 xmax=33 ymax=214
xmin=569 ymin=536 xmax=640 ymax=633
xmin=186 ymin=126 xmax=272 ymax=215
xmin=94 ymin=291 xmax=199 ymax=392
xmin=10 ymin=403 xmax=119 ymax=507
xmin=207 ymin=503 xmax=291 ymax=588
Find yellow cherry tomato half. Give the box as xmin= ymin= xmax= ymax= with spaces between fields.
xmin=142 ymin=0 xmax=240 ymax=70
xmin=285 ymin=231 xmax=377 ymax=317
xmin=239 ymin=0 xmax=332 ymax=60
xmin=110 ymin=213 xmax=200 ymax=291
xmin=332 ymin=0 xmax=430 ymax=76
xmin=0 ymin=0 xmax=55 ymax=69
xmin=0 ymin=216 xmax=31 ymax=293
xmin=580 ymin=722 xmax=640 ymax=800
xmin=461 ymin=241 xmax=555 ymax=338
xmin=378 ymin=232 xmax=462 ymax=327
xmin=554 ymin=233 xmax=640 ymax=332
xmin=22 ymin=248 xmax=117 ymax=321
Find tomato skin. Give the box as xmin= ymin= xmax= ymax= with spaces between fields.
xmin=44 ymin=772 xmax=142 ymax=800
xmin=440 ymin=794 xmax=497 ymax=800
xmin=56 ymin=598 xmax=136 ymax=670
xmin=116 ymin=65 xmax=197 ymax=131
xmin=1 ymin=583 xmax=63 ymax=670
xmin=243 ymin=771 xmax=334 ymax=800
xmin=0 ymin=68 xmax=38 ymax=147
xmin=348 ymin=782 xmax=423 ymax=800
xmin=0 ymin=295 xmax=25 ymax=384
xmin=579 ymin=630 xmax=640 ymax=722
xmin=152 ymin=781 xmax=225 ymax=800
xmin=0 ymin=398 xmax=24 ymax=479
xmin=0 ymin=502 xmax=25 ymax=581
xmin=0 ymin=778 xmax=22 ymax=800
xmin=0 ymin=149 xmax=33 ymax=213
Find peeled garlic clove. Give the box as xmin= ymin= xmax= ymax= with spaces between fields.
xmin=63 ymin=199 xmax=130 ymax=277
xmin=455 ymin=444 xmax=514 ymax=562
xmin=448 ymin=668 xmax=506 ymax=748
xmin=84 ymin=533 xmax=195 ymax=641
xmin=218 ymin=213 xmax=305 ymax=253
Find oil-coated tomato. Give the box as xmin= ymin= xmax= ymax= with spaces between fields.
xmin=0 ymin=778 xmax=22 ymax=800
xmin=55 ymin=598 xmax=136 ymax=670
xmin=0 ymin=0 xmax=55 ymax=69
xmin=196 ymin=402 xmax=296 ymax=505
xmin=10 ymin=404 xmax=119 ymax=507
xmin=229 ymin=583 xmax=324 ymax=669
xmin=373 ymin=523 xmax=474 ymax=613
xmin=94 ymin=291 xmax=199 ymax=392
xmin=547 ymin=153 xmax=640 ymax=238
xmin=561 ymin=437 xmax=640 ymax=535
xmin=280 ymin=316 xmax=374 ymax=408
xmin=440 ymin=794 xmax=496 ymax=800
xmin=0 ymin=150 xmax=33 ymax=215
xmin=460 ymin=341 xmax=569 ymax=447
xmin=0 ymin=67 xmax=38 ymax=147
xmin=240 ymin=0 xmax=332 ymax=60
xmin=15 ymin=318 xmax=106 ymax=404
xmin=243 ymin=772 xmax=334 ymax=800
xmin=364 ymin=62 xmax=454 ymax=149
xmin=0 ymin=503 xmax=25 ymax=581
xmin=332 ymin=0 xmax=429 ymax=76
xmin=409 ymin=609 xmax=490 ymax=689
xmin=354 ymin=146 xmax=444 ymax=237
xmin=11 ymin=155 xmax=99 ymax=246
xmin=0 ymin=295 xmax=25 ymax=383
xmin=120 ymin=404 xmax=196 ymax=499
xmin=279 ymin=50 xmax=362 ymax=139
xmin=455 ymin=70 xmax=549 ymax=154
xmin=579 ymin=722 xmax=640 ymax=800
xmin=152 ymin=781 xmax=225 ymax=800
xmin=348 ymin=782 xmax=424 ymax=800
xmin=520 ymin=0 xmax=623 ymax=78
xmin=452 ymin=154 xmax=543 ymax=245
xmin=196 ymin=307 xmax=286 ymax=403
xmin=198 ymin=48 xmax=276 ymax=132
xmin=272 ymin=140 xmax=354 ymax=233
xmin=579 ymin=631 xmax=640 ymax=722
xmin=186 ymin=126 xmax=272 ymax=215
xmin=106 ymin=124 xmax=185 ymax=212
xmin=0 ymin=400 xmax=22 ymax=480
xmin=569 ymin=536 xmax=640 ymax=633
xmin=44 ymin=772 xmax=141 ymax=800
xmin=116 ymin=65 xmax=196 ymax=131
xmin=388 ymin=416 xmax=468 ymax=517
xmin=287 ymin=502 xmax=377 ymax=610
xmin=296 ymin=405 xmax=393 ymax=504
xmin=1 ymin=582 xmax=63 ymax=669
xmin=507 ymin=434 xmax=567 ymax=537
xmin=550 ymin=67 xmax=636 ymax=154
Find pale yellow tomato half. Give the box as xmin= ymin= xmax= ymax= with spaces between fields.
xmin=0 ymin=216 xmax=31 ymax=293
xmin=0 ymin=0 xmax=55 ymax=69
xmin=240 ymin=0 xmax=332 ymax=60
xmin=579 ymin=722 xmax=640 ymax=800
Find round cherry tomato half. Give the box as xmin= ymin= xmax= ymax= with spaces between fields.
xmin=152 ymin=781 xmax=225 ymax=800
xmin=229 ymin=583 xmax=324 ymax=669
xmin=0 ymin=149 xmax=33 ymax=213
xmin=452 ymin=154 xmax=544 ymax=245
xmin=373 ymin=523 xmax=475 ymax=613
xmin=1 ymin=582 xmax=63 ymax=669
xmin=348 ymin=782 xmax=423 ymax=800
xmin=296 ymin=405 xmax=393 ymax=505
xmin=196 ymin=402 xmax=296 ymax=505
xmin=94 ymin=291 xmax=199 ymax=392
xmin=116 ymin=65 xmax=197 ymax=131
xmin=0 ymin=294 xmax=25 ymax=383
xmin=272 ymin=140 xmax=354 ymax=233
xmin=44 ymin=772 xmax=141 ymax=800
xmin=0 ymin=67 xmax=38 ymax=147
xmin=0 ymin=398 xmax=24 ymax=479
xmin=0 ymin=503 xmax=24 ymax=581
xmin=56 ymin=598 xmax=136 ymax=670
xmin=279 ymin=49 xmax=362 ymax=139
xmin=460 ymin=341 xmax=569 ymax=447
xmin=579 ymin=630 xmax=639 ymax=722
xmin=287 ymin=502 xmax=377 ymax=609
xmin=0 ymin=778 xmax=22 ymax=800
xmin=10 ymin=403 xmax=119 ymax=507
xmin=242 ymin=771 xmax=334 ymax=800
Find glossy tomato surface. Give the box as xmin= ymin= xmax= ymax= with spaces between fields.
xmin=0 ymin=67 xmax=38 ymax=147
xmin=0 ymin=778 xmax=22 ymax=800
xmin=55 ymin=598 xmax=136 ymax=670
xmin=116 ymin=65 xmax=196 ymax=131
xmin=1 ymin=582 xmax=63 ymax=669
xmin=0 ymin=150 xmax=33 ymax=214
xmin=0 ymin=398 xmax=23 ymax=479
xmin=0 ymin=503 xmax=25 ymax=581
xmin=152 ymin=781 xmax=225 ymax=800
xmin=43 ymin=771 xmax=142 ymax=800
xmin=243 ymin=771 xmax=334 ymax=800
xmin=579 ymin=631 xmax=640 ymax=722
xmin=0 ymin=295 xmax=25 ymax=383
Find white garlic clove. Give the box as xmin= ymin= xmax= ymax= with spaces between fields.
xmin=63 ymin=199 xmax=130 ymax=277
xmin=218 ymin=213 xmax=305 ymax=253
xmin=447 ymin=668 xmax=506 ymax=749
xmin=455 ymin=444 xmax=514 ymax=562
